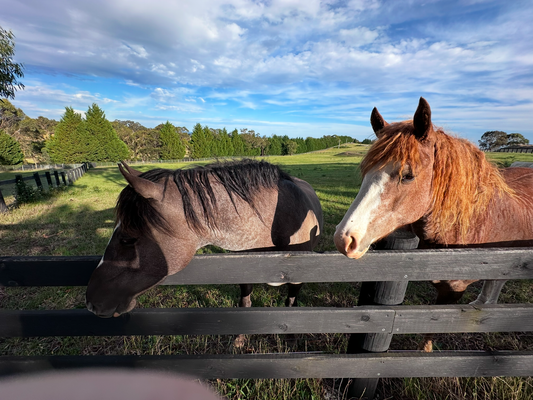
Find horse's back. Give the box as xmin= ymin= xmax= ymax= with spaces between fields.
xmin=270 ymin=176 xmax=323 ymax=250
xmin=504 ymin=167 xmax=533 ymax=198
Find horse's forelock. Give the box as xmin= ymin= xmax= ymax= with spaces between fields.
xmin=360 ymin=121 xmax=422 ymax=179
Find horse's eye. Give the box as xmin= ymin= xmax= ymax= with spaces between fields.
xmin=120 ymin=237 xmax=137 ymax=246
xmin=400 ymin=173 xmax=415 ymax=183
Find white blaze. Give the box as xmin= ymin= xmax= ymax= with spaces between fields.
xmin=335 ymin=167 xmax=390 ymax=249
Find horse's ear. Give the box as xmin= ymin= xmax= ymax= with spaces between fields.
xmin=413 ymin=97 xmax=432 ymax=140
xmin=118 ymin=162 xmax=164 ymax=201
xmin=120 ymin=161 xmax=142 ymax=177
xmin=370 ymin=107 xmax=388 ymax=137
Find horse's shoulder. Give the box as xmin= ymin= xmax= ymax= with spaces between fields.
xmin=503 ymin=167 xmax=533 ymax=185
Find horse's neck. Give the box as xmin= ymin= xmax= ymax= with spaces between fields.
xmin=196 ymin=189 xmax=279 ymax=252
xmin=418 ymin=170 xmax=533 ymax=245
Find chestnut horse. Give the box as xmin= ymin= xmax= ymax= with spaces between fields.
xmin=334 ymin=97 xmax=533 ymax=351
xmin=86 ymin=159 xmax=323 ymax=320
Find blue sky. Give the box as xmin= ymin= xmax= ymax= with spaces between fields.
xmin=2 ymin=0 xmax=532 ymax=142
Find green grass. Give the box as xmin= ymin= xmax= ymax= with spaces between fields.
xmin=1 ymin=146 xmax=533 ymax=399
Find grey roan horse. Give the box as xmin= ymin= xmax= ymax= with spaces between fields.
xmin=86 ymin=159 xmax=323 ymax=322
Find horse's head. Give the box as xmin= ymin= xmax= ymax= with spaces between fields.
xmin=334 ymin=97 xmax=437 ymax=258
xmin=86 ymin=163 xmax=197 ymax=318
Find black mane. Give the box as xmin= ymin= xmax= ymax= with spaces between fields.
xmin=116 ymin=159 xmax=293 ymax=236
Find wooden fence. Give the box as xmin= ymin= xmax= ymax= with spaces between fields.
xmin=497 ymin=146 xmax=533 ymax=153
xmin=0 ymin=163 xmax=89 ymax=212
xmin=1 ymin=248 xmax=533 ymax=399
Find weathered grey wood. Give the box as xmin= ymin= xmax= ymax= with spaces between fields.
xmin=60 ymin=171 xmax=67 ymax=185
xmin=348 ymin=229 xmax=417 ymax=399
xmin=1 ymin=351 xmax=533 ymax=379
xmin=0 ymin=307 xmax=393 ymax=337
xmin=373 ymin=281 xmax=409 ymax=305
xmin=2 ymin=248 xmax=533 ymax=287
xmin=2 ymin=304 xmax=530 ymax=338
xmin=392 ymin=304 xmax=533 ymax=334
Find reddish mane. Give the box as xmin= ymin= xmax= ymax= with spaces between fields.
xmin=361 ymin=121 xmax=514 ymax=244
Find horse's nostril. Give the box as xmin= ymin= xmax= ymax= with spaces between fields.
xmin=345 ymin=235 xmax=358 ymax=254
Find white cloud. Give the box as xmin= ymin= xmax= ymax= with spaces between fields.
xmin=2 ymin=0 xmax=532 ymax=140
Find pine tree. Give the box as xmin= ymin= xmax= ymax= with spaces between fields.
xmin=190 ymin=123 xmax=210 ymax=159
xmin=0 ymin=129 xmax=23 ymax=164
xmin=218 ymin=127 xmax=233 ymax=157
xmin=267 ymin=135 xmax=282 ymax=155
xmin=159 ymin=121 xmax=185 ymax=160
xmin=203 ymin=126 xmax=214 ymax=157
xmin=230 ymin=129 xmax=245 ymax=156
xmin=45 ymin=104 xmax=129 ymax=163
xmin=83 ymin=104 xmax=129 ymax=162
xmin=45 ymin=107 xmax=84 ymax=163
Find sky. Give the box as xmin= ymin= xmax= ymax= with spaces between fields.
xmin=1 ymin=0 xmax=532 ymax=142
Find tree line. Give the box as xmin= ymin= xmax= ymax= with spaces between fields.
xmin=0 ymin=99 xmax=360 ymax=165
xmin=478 ymin=131 xmax=529 ymax=151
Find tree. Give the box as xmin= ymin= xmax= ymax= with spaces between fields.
xmin=478 ymin=131 xmax=508 ymax=151
xmin=82 ymin=103 xmax=129 ymax=162
xmin=215 ymin=127 xmax=233 ymax=157
xmin=113 ymin=120 xmax=160 ymax=161
xmin=0 ymin=129 xmax=23 ymax=165
xmin=159 ymin=121 xmax=186 ymax=160
xmin=266 ymin=135 xmax=283 ymax=155
xmin=0 ymin=27 xmax=25 ymax=100
xmin=46 ymin=104 xmax=129 ymax=163
xmin=240 ymin=128 xmax=266 ymax=156
xmin=0 ymin=98 xmax=25 ymax=130
xmin=45 ymin=107 xmax=84 ymax=163
xmin=230 ymin=129 xmax=245 ymax=156
xmin=283 ymin=139 xmax=298 ymax=155
xmin=190 ymin=123 xmax=210 ymax=159
xmin=506 ymin=133 xmax=529 ymax=147
xmin=203 ymin=126 xmax=214 ymax=157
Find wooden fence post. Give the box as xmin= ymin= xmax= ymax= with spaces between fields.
xmin=0 ymin=188 xmax=7 ymax=213
xmin=33 ymin=172 xmax=43 ymax=191
xmin=53 ymin=171 xmax=60 ymax=187
xmin=45 ymin=172 xmax=53 ymax=188
xmin=344 ymin=228 xmax=419 ymax=400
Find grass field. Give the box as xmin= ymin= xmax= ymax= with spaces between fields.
xmin=1 ymin=144 xmax=533 ymax=399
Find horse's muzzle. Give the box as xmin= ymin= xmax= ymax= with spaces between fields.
xmin=334 ymin=230 xmax=368 ymax=259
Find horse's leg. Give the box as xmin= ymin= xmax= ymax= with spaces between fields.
xmin=239 ymin=283 xmax=253 ymax=308
xmin=419 ymin=279 xmax=477 ymax=352
xmin=285 ymin=283 xmax=303 ymax=307
xmin=470 ymin=280 xmax=507 ymax=305
xmin=284 ymin=283 xmax=303 ymax=348
xmin=234 ymin=284 xmax=253 ymax=348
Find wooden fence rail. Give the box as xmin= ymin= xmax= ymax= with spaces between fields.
xmin=1 ymin=249 xmax=533 ymax=398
